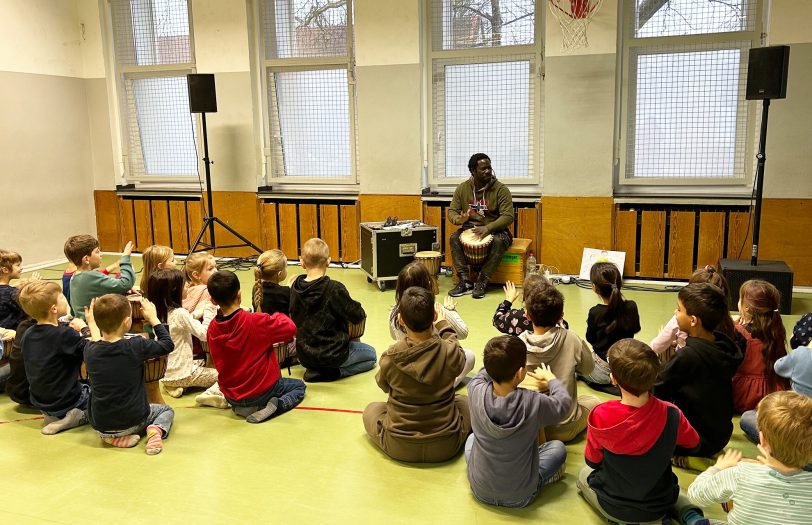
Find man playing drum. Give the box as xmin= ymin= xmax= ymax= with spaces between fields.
xmin=447 ymin=153 xmax=514 ymax=299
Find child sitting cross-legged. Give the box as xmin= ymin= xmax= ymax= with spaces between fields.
xmin=18 ymin=281 xmax=95 ymax=435
xmin=206 ymin=270 xmax=305 ymax=423
xmin=363 ymin=286 xmax=471 ymax=463
xmin=84 ymin=294 xmax=175 ymax=454
xmin=518 ymin=281 xmax=598 ymax=442
xmin=66 ymin=236 xmax=135 ymax=320
xmin=579 ymin=339 xmax=710 ymax=525
xmin=688 ymin=391 xmax=812 ymax=524
xmin=465 ymin=336 xmax=571 ymax=508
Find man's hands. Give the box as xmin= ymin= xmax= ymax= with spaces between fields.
xmin=714 ymin=449 xmax=743 ymax=470
xmin=471 ymin=225 xmax=489 ymax=237
xmin=503 ymin=281 xmax=519 ymax=303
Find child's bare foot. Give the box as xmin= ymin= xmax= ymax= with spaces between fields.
xmin=145 ymin=425 xmax=164 ymax=455
xmin=102 ymin=434 xmax=141 ymax=448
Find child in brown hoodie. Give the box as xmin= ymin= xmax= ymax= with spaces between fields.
xmin=363 ymin=286 xmax=471 ymax=463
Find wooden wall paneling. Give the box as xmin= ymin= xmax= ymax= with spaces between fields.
xmin=359 ymin=195 xmax=422 ymax=223
xmin=93 ymin=191 xmax=120 ymax=251
xmin=517 ymin=206 xmax=539 ymax=256
xmin=442 ymin=207 xmax=454 ymax=266
xmin=639 ymin=210 xmax=666 ymax=278
xmin=118 ymin=198 xmax=136 ymax=249
xmin=697 ymin=211 xmax=725 ymax=270
xmin=258 ymin=202 xmax=279 ymax=250
xmin=132 ymin=200 xmax=153 ymax=252
xmin=667 ymin=211 xmax=696 ymax=279
xmin=151 ymin=201 xmax=171 ymax=248
xmin=278 ymin=203 xmax=299 ymax=259
xmin=540 ymin=197 xmax=613 ymax=274
xmin=298 ymin=204 xmax=319 ymax=244
xmin=760 ymin=199 xmax=812 ymax=285
xmin=209 ymin=192 xmax=262 ymax=257
xmin=613 ymin=209 xmax=638 ymax=277
xmin=726 ymin=210 xmax=753 ymax=260
xmin=340 ymin=203 xmax=360 ymax=262
xmin=185 ymin=200 xmax=204 ymax=254
xmin=168 ymin=201 xmax=190 ymax=254
xmin=319 ymin=205 xmax=340 ymax=257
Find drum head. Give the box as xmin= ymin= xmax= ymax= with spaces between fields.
xmin=415 ymin=251 xmax=441 ymax=258
xmin=460 ymin=229 xmax=493 ymax=245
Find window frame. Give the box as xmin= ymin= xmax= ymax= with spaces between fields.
xmin=102 ymin=0 xmax=202 ymax=186
xmin=249 ymin=0 xmax=358 ymax=186
xmin=424 ymin=0 xmax=544 ymax=188
xmin=614 ymin=0 xmax=764 ymax=191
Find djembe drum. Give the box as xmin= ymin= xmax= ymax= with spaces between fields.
xmin=414 ymin=251 xmax=443 ymax=275
xmin=273 ymin=339 xmax=298 ymax=373
xmin=460 ymin=229 xmax=493 ymax=266
xmin=348 ymin=318 xmax=366 ymax=341
xmin=0 ymin=335 xmax=12 ymax=366
xmin=144 ymin=354 xmax=168 ymax=405
xmin=128 ymin=295 xmax=145 ymax=334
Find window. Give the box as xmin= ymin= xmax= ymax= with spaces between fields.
xmin=617 ymin=0 xmax=762 ymax=185
xmin=109 ymin=0 xmax=198 ymax=180
xmin=255 ymin=0 xmax=356 ymax=182
xmin=427 ymin=0 xmax=542 ymax=184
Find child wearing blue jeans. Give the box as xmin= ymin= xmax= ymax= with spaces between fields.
xmin=290 ymin=238 xmax=376 ymax=382
xmin=466 ymin=336 xmax=571 ymax=508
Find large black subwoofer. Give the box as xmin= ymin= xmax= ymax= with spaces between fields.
xmin=718 ymin=258 xmax=793 ymax=314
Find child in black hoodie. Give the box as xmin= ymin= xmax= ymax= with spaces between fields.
xmin=580 ymin=339 xmax=708 ymax=525
xmin=654 ymin=283 xmax=743 ymax=469
xmin=290 ymin=238 xmax=376 ymax=383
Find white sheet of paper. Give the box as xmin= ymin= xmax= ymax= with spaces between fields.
xmin=579 ymin=248 xmax=626 ymax=280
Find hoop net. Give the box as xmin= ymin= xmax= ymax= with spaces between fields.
xmin=548 ymin=0 xmax=605 ymax=52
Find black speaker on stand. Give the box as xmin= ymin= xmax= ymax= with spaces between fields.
xmin=719 ymin=46 xmax=793 ymax=313
xmin=186 ymin=74 xmax=261 ymax=255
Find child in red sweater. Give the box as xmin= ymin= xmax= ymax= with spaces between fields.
xmin=206 ymin=270 xmax=304 ymax=423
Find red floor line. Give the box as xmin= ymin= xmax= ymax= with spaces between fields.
xmin=0 ymin=416 xmax=44 ymax=425
xmin=294 ymin=406 xmax=363 ymax=414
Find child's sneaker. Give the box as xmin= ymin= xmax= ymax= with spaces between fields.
xmin=145 ymin=425 xmax=164 ymax=455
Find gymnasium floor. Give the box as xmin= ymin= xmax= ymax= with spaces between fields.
xmin=2 ymin=256 xmax=810 ymax=524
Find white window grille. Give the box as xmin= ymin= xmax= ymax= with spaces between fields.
xmin=255 ymin=0 xmax=356 ymax=182
xmin=427 ymin=0 xmax=542 ymax=184
xmin=617 ymin=0 xmax=762 ymax=185
xmin=109 ymin=0 xmax=198 ymax=180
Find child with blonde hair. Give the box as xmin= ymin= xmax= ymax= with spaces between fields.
xmin=145 ymin=269 xmax=224 ymax=407
xmin=688 ymin=391 xmax=812 ymax=524
xmin=182 ymin=251 xmax=216 ymax=317
xmin=732 ymin=280 xmax=789 ymax=413
xmin=388 ymin=261 xmax=474 ymax=386
xmin=252 ymin=249 xmax=290 ymax=316
xmin=650 ymin=265 xmax=728 ymax=356
xmin=139 ymin=245 xmax=176 ymax=295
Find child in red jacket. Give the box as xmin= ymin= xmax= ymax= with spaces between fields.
xmin=207 ymin=270 xmax=304 ymax=423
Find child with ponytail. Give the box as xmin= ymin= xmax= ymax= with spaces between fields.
xmin=650 ymin=265 xmax=728 ymax=356
xmin=182 ymin=252 xmax=216 ymax=318
xmin=582 ymin=262 xmax=641 ymax=387
xmin=732 ymin=280 xmax=789 ymax=413
xmin=252 ymin=249 xmax=290 ymax=316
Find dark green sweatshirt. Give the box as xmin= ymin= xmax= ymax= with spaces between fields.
xmin=448 ymin=177 xmax=514 ymax=233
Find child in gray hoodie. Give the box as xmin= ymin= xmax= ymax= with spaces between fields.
xmin=466 ymin=336 xmax=572 ymax=508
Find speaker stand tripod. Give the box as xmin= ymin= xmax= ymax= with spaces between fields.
xmin=189 ymin=112 xmax=262 ymax=255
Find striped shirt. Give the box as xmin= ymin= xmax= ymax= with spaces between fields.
xmin=687 ymin=462 xmax=812 ymax=525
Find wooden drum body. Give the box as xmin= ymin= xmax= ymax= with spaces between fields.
xmin=273 ymin=339 xmax=298 ymax=370
xmin=414 ymin=251 xmax=442 ymax=275
xmin=144 ymin=355 xmax=168 ymax=405
xmin=348 ymin=318 xmax=366 ymax=340
xmin=128 ymin=295 xmax=145 ymax=334
xmin=460 ymin=229 xmax=493 ymax=266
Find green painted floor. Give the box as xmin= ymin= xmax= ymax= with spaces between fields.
xmin=3 ymin=257 xmax=810 ymax=524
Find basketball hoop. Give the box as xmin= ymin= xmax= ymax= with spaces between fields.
xmin=548 ymin=0 xmax=604 ymax=52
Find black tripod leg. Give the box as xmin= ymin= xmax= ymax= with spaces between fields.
xmin=212 ymin=217 xmax=263 ymax=253
xmin=189 ymin=217 xmax=214 ymax=254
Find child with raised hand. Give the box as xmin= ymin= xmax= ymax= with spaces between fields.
xmin=519 ymin=281 xmax=598 ymax=442
xmin=139 ymin=245 xmax=176 ymax=296
xmin=388 ymin=261 xmax=474 ymax=386
xmin=62 ymin=260 xmax=122 ymax=308
xmin=650 ymin=265 xmax=728 ymax=356
xmin=207 ymin=270 xmax=305 ymax=423
xmin=466 ymin=337 xmax=571 ymax=508
xmin=583 ymin=262 xmax=641 ymax=388
xmin=688 ymin=391 xmax=812 ymax=524
xmin=654 ymin=283 xmax=743 ymax=468
xmin=290 ymin=238 xmax=376 ymax=383
xmin=364 ymin=286 xmax=471 ymax=463
xmin=85 ymin=294 xmax=174 ymax=454
xmin=252 ymin=249 xmax=290 ymax=315
xmin=731 ymin=280 xmax=789 ymax=414
xmin=182 ymin=251 xmax=216 ymax=317
xmin=492 ymin=275 xmax=547 ymax=336
xmin=66 ymin=235 xmax=135 ymax=320
xmin=17 ymin=281 xmax=96 ymax=435
xmin=579 ymin=339 xmax=709 ymax=525
xmin=145 ymin=269 xmax=223 ymax=406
